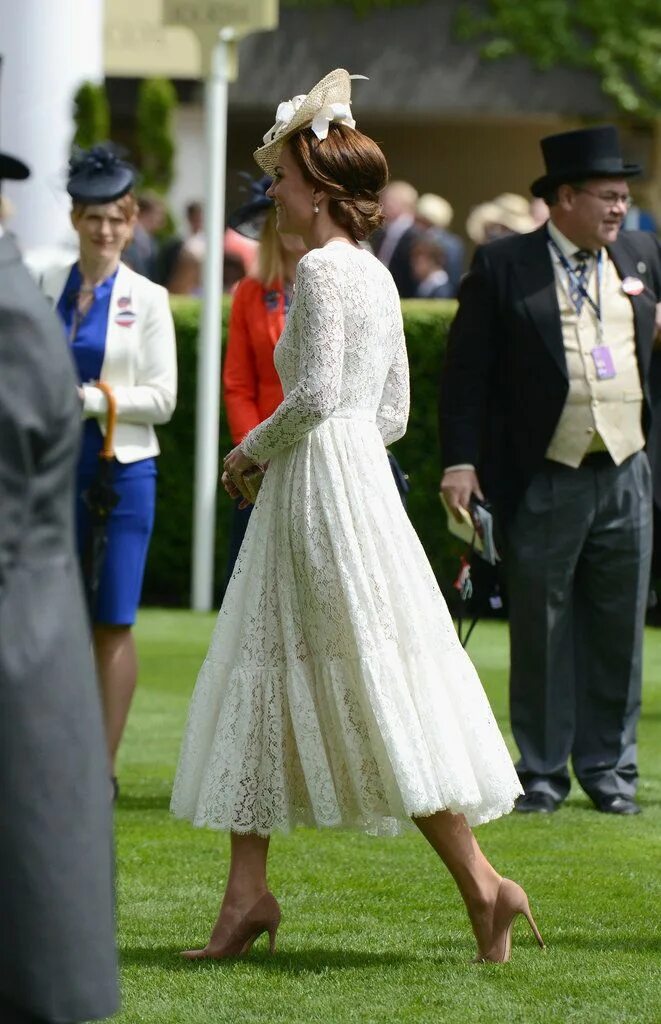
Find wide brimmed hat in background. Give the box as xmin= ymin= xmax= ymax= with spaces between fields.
xmin=0 ymin=148 xmax=29 ymax=181
xmin=67 ymin=143 xmax=135 ymax=204
xmin=417 ymin=193 xmax=453 ymax=230
xmin=466 ymin=192 xmax=535 ymax=244
xmin=228 ymin=174 xmax=273 ymax=239
xmin=254 ymin=68 xmax=363 ymax=176
xmin=530 ymin=125 xmax=641 ymax=198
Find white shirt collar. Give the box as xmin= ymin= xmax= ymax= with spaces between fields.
xmin=547 ymin=219 xmax=601 ymax=262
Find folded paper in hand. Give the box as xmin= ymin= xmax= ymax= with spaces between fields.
xmin=439 ymin=494 xmax=499 ymax=566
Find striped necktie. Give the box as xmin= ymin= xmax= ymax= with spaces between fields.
xmin=570 ymin=249 xmax=591 ymax=314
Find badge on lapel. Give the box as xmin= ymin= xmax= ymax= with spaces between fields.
xmin=115 ymin=294 xmax=136 ymax=327
xmin=621 ymin=277 xmax=644 ymax=296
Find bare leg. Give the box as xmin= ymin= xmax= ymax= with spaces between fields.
xmin=413 ymin=810 xmax=502 ymax=952
xmin=93 ymin=624 xmax=138 ymax=773
xmin=184 ymin=833 xmax=272 ymax=956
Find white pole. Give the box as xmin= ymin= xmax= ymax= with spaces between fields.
xmin=191 ymin=29 xmax=233 ymax=611
xmin=0 ymin=0 xmax=104 ymax=255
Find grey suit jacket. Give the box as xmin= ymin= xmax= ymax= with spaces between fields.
xmin=0 ymin=234 xmax=119 ymax=1021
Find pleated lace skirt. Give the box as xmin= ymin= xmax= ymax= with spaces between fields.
xmin=170 ymin=416 xmax=522 ymax=835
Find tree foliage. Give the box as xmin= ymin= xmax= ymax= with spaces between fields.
xmin=285 ymin=1 xmax=661 ymax=117
xmin=284 ymin=0 xmax=424 ymax=14
xmin=455 ymin=0 xmax=661 ymax=119
xmin=136 ymin=78 xmax=177 ymax=193
xmin=72 ymin=82 xmax=110 ymax=151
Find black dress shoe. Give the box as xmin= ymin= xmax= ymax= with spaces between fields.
xmin=593 ymin=795 xmax=641 ymax=815
xmin=514 ymin=792 xmax=558 ymax=814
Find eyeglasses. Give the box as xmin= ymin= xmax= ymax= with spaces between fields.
xmin=573 ymin=187 xmax=633 ymax=210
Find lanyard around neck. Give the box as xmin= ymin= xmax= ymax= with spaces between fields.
xmin=547 ymin=229 xmax=603 ymax=322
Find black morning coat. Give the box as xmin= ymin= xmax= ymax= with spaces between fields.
xmin=439 ymin=224 xmax=661 ymax=524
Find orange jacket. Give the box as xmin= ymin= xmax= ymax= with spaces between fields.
xmin=223 ymin=276 xmax=286 ymax=445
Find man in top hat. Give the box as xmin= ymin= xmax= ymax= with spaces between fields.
xmin=0 ymin=148 xmax=118 ymax=1021
xmin=439 ymin=125 xmax=661 ymax=816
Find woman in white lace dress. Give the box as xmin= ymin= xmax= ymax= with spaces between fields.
xmin=171 ymin=70 xmax=543 ymax=964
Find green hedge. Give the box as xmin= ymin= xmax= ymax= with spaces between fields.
xmin=143 ymin=297 xmax=461 ymax=607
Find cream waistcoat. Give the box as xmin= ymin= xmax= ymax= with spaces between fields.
xmin=545 ymin=223 xmax=643 ymax=468
xmin=39 ymin=261 xmax=177 ymax=464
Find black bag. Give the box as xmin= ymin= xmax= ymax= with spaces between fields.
xmin=448 ymin=498 xmax=506 ymax=647
xmin=387 ymin=450 xmax=410 ymax=507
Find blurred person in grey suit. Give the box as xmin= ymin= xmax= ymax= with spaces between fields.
xmin=415 ymin=193 xmax=465 ymax=296
xmin=0 ymin=147 xmax=119 ymax=1023
xmin=371 ymin=179 xmax=420 ymax=297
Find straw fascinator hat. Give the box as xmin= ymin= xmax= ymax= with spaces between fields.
xmin=466 ymin=192 xmax=536 ymax=244
xmin=254 ymin=68 xmax=366 ymax=176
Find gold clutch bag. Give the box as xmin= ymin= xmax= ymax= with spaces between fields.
xmin=240 ymin=466 xmax=265 ymax=503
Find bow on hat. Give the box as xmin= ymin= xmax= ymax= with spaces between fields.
xmin=263 ymin=96 xmax=356 ymax=146
xmin=263 ymin=96 xmax=306 ymax=144
xmin=262 ymin=74 xmax=367 ymax=147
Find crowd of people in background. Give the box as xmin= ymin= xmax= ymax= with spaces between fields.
xmin=112 ymin=177 xmax=656 ymax=304
xmin=5 ymin=167 xmax=655 ymax=304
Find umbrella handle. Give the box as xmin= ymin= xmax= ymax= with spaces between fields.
xmin=94 ymin=381 xmax=117 ymax=461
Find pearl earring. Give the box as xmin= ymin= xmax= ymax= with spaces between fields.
xmin=313 ymin=201 xmax=319 ymax=214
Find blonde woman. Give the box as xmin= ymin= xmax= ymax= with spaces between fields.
xmin=40 ymin=145 xmax=177 ymax=798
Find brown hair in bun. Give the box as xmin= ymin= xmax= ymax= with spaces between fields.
xmin=287 ymin=123 xmax=388 ymax=241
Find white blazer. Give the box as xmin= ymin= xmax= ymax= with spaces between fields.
xmin=41 ymin=261 xmax=177 ymax=463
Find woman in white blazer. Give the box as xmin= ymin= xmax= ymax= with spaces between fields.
xmin=41 ymin=145 xmax=177 ymax=797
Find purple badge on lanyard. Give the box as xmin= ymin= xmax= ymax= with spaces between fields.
xmin=591 ymin=346 xmax=616 ymax=380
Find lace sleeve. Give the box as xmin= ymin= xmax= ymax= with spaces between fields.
xmin=377 ymin=326 xmax=410 ymax=446
xmin=241 ymin=253 xmax=345 ymax=464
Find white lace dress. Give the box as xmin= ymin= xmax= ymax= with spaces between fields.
xmin=171 ymin=241 xmax=522 ymax=836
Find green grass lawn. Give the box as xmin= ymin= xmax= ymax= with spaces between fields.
xmin=115 ymin=611 xmax=661 ymax=1024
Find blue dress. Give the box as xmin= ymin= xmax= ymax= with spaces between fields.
xmin=57 ymin=264 xmax=156 ymax=625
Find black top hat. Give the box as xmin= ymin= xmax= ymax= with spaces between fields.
xmin=67 ymin=143 xmax=135 ymax=204
xmin=228 ymin=173 xmax=273 ymax=240
xmin=530 ymin=125 xmax=641 ymax=198
xmin=0 ymin=149 xmax=29 ymax=181
xmin=0 ymin=54 xmax=30 ymax=182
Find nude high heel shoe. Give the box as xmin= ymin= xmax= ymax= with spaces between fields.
xmin=474 ymin=878 xmax=545 ymax=964
xmin=181 ymin=892 xmax=281 ymax=960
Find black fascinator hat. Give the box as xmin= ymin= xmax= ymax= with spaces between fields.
xmin=67 ymin=143 xmax=136 ymax=204
xmin=228 ymin=173 xmax=273 ymax=239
